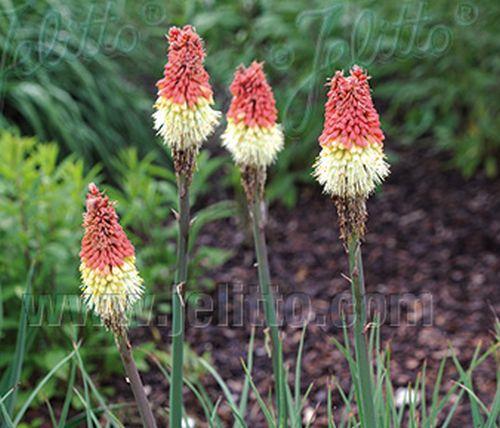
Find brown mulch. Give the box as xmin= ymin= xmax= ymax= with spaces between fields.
xmin=136 ymin=146 xmax=499 ymax=427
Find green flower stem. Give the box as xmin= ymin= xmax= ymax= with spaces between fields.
xmin=249 ymin=197 xmax=287 ymax=427
xmin=170 ymin=174 xmax=190 ymax=428
xmin=116 ymin=332 xmax=157 ymax=428
xmin=347 ymin=234 xmax=376 ymax=427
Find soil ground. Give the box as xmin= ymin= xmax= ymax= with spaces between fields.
xmin=134 ymin=146 xmax=499 ymax=427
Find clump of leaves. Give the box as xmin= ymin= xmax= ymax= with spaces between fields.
xmin=0 ymin=129 xmax=102 ymax=414
xmin=0 ymin=0 xmax=157 ymax=169
xmin=0 ymin=132 xmax=234 ymax=412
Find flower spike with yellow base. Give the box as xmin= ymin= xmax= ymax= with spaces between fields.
xmin=313 ymin=66 xmax=389 ymax=427
xmin=80 ymin=183 xmax=143 ymax=332
xmin=153 ymin=25 xmax=220 ymax=428
xmin=222 ymin=61 xmax=283 ymax=172
xmin=314 ymin=65 xmax=389 ymax=240
xmin=153 ymin=25 xmax=220 ymax=180
xmin=79 ymin=183 xmax=156 ymax=428
xmin=222 ymin=61 xmax=287 ymax=424
xmin=314 ymin=66 xmax=389 ymax=201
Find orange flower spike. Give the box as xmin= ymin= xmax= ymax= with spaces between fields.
xmin=79 ymin=183 xmax=143 ymax=329
xmin=226 ymin=62 xmax=278 ymax=128
xmin=222 ymin=61 xmax=283 ymax=168
xmin=153 ymin=25 xmax=220 ymax=152
xmin=314 ymin=66 xmax=389 ymax=199
xmin=156 ymin=26 xmax=213 ymax=107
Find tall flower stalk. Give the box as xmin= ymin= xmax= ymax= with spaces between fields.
xmin=79 ymin=184 xmax=156 ymax=428
xmin=221 ymin=62 xmax=286 ymax=425
xmin=152 ymin=25 xmax=220 ymax=427
xmin=314 ymin=66 xmax=389 ymax=427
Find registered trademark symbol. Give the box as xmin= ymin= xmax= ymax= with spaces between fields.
xmin=142 ymin=2 xmax=166 ymax=26
xmin=269 ymin=45 xmax=295 ymax=70
xmin=455 ymin=2 xmax=478 ymax=26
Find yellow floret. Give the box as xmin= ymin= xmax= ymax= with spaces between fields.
xmin=80 ymin=256 xmax=143 ymax=323
xmin=153 ymin=96 xmax=221 ymax=151
xmin=221 ymin=119 xmax=284 ymax=167
xmin=313 ymin=142 xmax=389 ymax=198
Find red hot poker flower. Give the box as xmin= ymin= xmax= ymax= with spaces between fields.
xmin=227 ymin=61 xmax=277 ymax=128
xmin=221 ymin=61 xmax=283 ymax=168
xmin=319 ymin=65 xmax=384 ymax=150
xmin=153 ymin=25 xmax=220 ymax=154
xmin=314 ymin=66 xmax=389 ymax=199
xmin=156 ymin=25 xmax=213 ymax=107
xmin=80 ymin=183 xmax=135 ymax=273
xmin=80 ymin=183 xmax=143 ymax=327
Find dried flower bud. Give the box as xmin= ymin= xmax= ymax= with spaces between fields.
xmin=79 ymin=184 xmax=143 ymax=333
xmin=314 ymin=66 xmax=389 ymax=199
xmin=222 ymin=62 xmax=284 ymax=169
xmin=240 ymin=164 xmax=267 ymax=203
xmin=153 ymin=25 xmax=220 ymax=178
xmin=333 ymin=196 xmax=367 ymax=242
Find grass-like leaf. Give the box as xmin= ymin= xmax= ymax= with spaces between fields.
xmin=12 ymin=348 xmax=75 ymax=425
xmin=2 ymin=262 xmax=36 ymax=418
xmin=294 ymin=322 xmax=308 ymax=416
xmin=72 ymin=342 xmax=124 ymax=428
xmin=57 ymin=360 xmax=77 ymax=428
xmin=235 ymin=327 xmax=255 ymax=427
xmin=199 ymin=357 xmax=247 ymax=426
xmin=241 ymin=360 xmax=276 ymax=428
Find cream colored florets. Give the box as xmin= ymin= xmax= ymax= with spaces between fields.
xmin=80 ymin=256 xmax=144 ymax=325
xmin=313 ymin=143 xmax=389 ymax=199
xmin=153 ymin=97 xmax=221 ymax=151
xmin=221 ymin=119 xmax=284 ymax=168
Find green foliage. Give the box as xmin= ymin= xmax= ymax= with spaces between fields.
xmin=0 ymin=129 xmax=99 ymax=315
xmin=0 ymin=130 xmax=113 ymax=413
xmin=0 ymin=0 xmax=158 ymax=168
xmin=368 ymin=0 xmax=500 ymax=177
xmin=184 ymin=322 xmax=499 ymax=427
xmin=2 ymin=0 xmax=498 ymax=208
xmin=1 ymin=341 xmax=128 ymax=427
xmin=185 ymin=0 xmax=500 ymax=182
xmin=327 ymin=319 xmax=500 ymax=427
xmin=1 ymin=346 xmax=77 ymax=427
xmin=0 ymin=131 xmax=233 ymax=414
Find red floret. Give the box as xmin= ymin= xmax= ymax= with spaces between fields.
xmin=319 ymin=65 xmax=384 ymax=149
xmin=156 ymin=25 xmax=213 ymax=107
xmin=227 ymin=61 xmax=277 ymax=128
xmin=80 ymin=183 xmax=135 ymax=271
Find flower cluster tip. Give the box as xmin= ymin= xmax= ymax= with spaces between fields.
xmin=222 ymin=61 xmax=283 ymax=169
xmin=314 ymin=65 xmax=389 ymax=200
xmin=80 ymin=183 xmax=143 ymax=332
xmin=153 ymin=25 xmax=220 ymax=157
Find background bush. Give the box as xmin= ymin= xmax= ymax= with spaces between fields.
xmin=0 ymin=0 xmax=157 ymax=169
xmin=1 ymin=0 xmax=498 ymax=203
xmin=0 ymin=131 xmax=233 ymax=408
